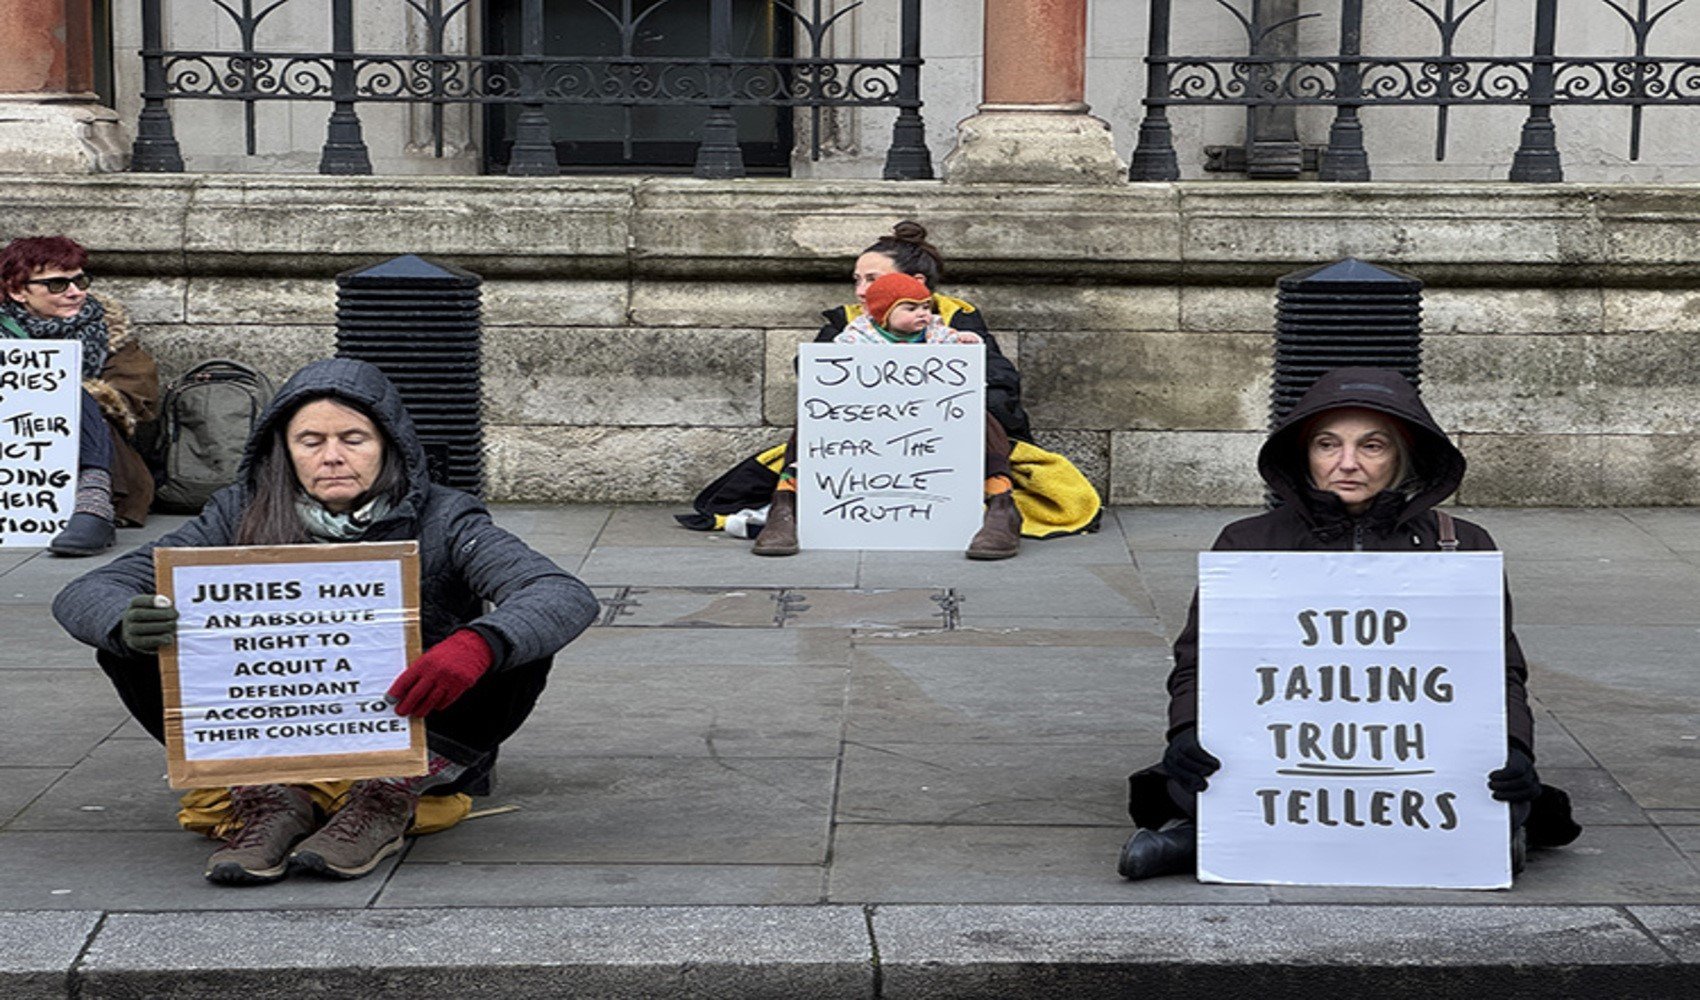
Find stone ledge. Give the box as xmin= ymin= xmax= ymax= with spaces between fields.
xmin=7 ymin=904 xmax=1697 ymax=999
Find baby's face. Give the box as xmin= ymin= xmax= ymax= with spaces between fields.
xmin=886 ymin=300 xmax=933 ymax=333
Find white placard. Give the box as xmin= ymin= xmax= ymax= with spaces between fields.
xmin=1196 ymin=551 xmax=1511 ymax=889
xmin=0 ymin=341 xmax=81 ymax=547
xmin=796 ymin=343 xmax=986 ymax=551
xmin=156 ymin=542 xmax=426 ymax=788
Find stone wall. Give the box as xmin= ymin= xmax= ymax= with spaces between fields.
xmin=3 ymin=177 xmax=1698 ymax=505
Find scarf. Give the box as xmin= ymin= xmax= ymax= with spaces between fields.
xmin=295 ymin=493 xmax=393 ymax=543
xmin=0 ymin=296 xmax=110 ymax=377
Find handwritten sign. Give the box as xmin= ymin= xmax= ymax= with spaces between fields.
xmin=796 ymin=343 xmax=985 ymax=550
xmin=0 ymin=341 xmax=81 ymax=547
xmin=155 ymin=542 xmax=427 ymax=789
xmin=1196 ymin=551 xmax=1510 ymax=889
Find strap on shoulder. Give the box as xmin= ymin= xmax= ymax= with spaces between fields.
xmin=1435 ymin=510 xmax=1459 ymax=552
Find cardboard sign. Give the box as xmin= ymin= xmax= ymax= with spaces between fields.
xmin=795 ymin=343 xmax=986 ymax=550
xmin=0 ymin=341 xmax=81 ymax=547
xmin=155 ymin=542 xmax=427 ymax=789
xmin=1196 ymin=551 xmax=1511 ymax=889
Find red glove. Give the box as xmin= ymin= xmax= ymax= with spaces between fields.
xmin=387 ymin=629 xmax=493 ymax=717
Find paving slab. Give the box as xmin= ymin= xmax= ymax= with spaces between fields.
xmin=0 ymin=832 xmax=390 ymax=911
xmin=1504 ymin=558 xmax=1700 ymax=626
xmin=871 ymin=904 xmax=1690 ymax=999
xmin=405 ymin=756 xmax=837 ymax=865
xmin=0 ymin=605 xmax=91 ymax=668
xmin=0 ymin=910 xmax=100 ymax=1000
xmin=827 ymin=825 xmax=1269 ymax=904
xmin=79 ymin=907 xmax=874 ymax=1000
xmin=835 ymin=742 xmax=1139 ymax=827
xmin=1266 ymin=825 xmax=1700 ymax=905
xmin=1620 ymin=509 xmax=1700 ymax=553
xmin=851 ymin=622 xmax=1168 ymax=647
xmin=845 ymin=644 xmax=1164 ymax=745
xmin=487 ymin=503 xmax=612 ymax=571
xmin=1467 ymin=507 xmax=1683 ymax=561
xmin=863 ymin=558 xmax=1153 ymax=620
xmin=555 ymin=624 xmax=850 ymax=667
xmin=7 ymin=742 xmax=184 ymax=833
xmin=376 ymin=862 xmax=826 ymax=908
xmin=0 ymin=768 xmax=60 ymax=826
xmin=0 ymin=670 xmax=131 ymax=767
xmin=503 ymin=658 xmax=848 ymax=758
xmin=577 ymin=545 xmax=860 ymax=588
xmin=1117 ymin=506 xmax=1251 ymax=553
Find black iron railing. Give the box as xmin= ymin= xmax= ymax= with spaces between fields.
xmin=132 ymin=0 xmax=932 ymax=179
xmin=1130 ymin=0 xmax=1700 ymax=182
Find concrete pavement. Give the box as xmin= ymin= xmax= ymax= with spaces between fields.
xmin=1 ymin=505 xmax=1696 ymax=997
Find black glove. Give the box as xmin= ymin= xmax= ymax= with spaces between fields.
xmin=1163 ymin=727 xmax=1221 ymax=794
xmin=120 ymin=594 xmax=178 ymax=655
xmin=1489 ymin=745 xmax=1541 ymax=803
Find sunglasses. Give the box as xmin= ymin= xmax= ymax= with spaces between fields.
xmin=25 ymin=273 xmax=92 ymax=294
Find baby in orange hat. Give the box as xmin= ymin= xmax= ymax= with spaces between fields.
xmin=834 ymin=272 xmax=983 ymax=345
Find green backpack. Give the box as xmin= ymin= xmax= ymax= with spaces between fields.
xmin=152 ymin=359 xmax=275 ymax=513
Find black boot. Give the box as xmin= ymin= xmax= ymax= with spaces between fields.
xmin=752 ymin=491 xmax=799 ymax=557
xmin=48 ymin=513 xmax=116 ymax=557
xmin=1117 ymin=822 xmax=1196 ymax=880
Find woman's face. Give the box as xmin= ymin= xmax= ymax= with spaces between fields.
xmin=852 ymin=252 xmax=901 ymax=307
xmin=1306 ymin=407 xmax=1401 ymax=514
xmin=286 ymin=399 xmax=385 ymax=514
xmin=8 ymin=265 xmax=89 ymax=320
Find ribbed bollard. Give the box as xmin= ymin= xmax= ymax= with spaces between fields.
xmin=334 ymin=255 xmax=484 ymax=496
xmin=1272 ymin=257 xmax=1424 ymax=427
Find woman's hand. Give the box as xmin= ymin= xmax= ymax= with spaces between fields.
xmin=387 ymin=629 xmax=493 ymax=717
xmin=1489 ymin=744 xmax=1542 ymax=803
xmin=953 ymin=330 xmax=982 ymax=344
xmin=1163 ymin=727 xmax=1222 ymax=793
xmin=120 ymin=594 xmax=178 ymax=655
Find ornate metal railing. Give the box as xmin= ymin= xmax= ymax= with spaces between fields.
xmin=133 ymin=0 xmax=932 ymax=179
xmin=1130 ymin=0 xmax=1700 ymax=182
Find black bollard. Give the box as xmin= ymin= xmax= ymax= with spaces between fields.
xmin=335 ymin=255 xmax=485 ymax=496
xmin=1271 ymin=257 xmax=1424 ymax=428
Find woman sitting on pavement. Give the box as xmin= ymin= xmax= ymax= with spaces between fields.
xmin=0 ymin=235 xmax=158 ymax=555
xmin=1118 ymin=367 xmax=1580 ymax=880
xmin=53 ymin=358 xmax=599 ymax=885
xmin=753 ymin=220 xmax=1034 ymax=560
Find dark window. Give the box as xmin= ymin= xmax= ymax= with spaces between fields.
xmin=93 ymin=0 xmax=115 ymax=107
xmin=482 ymin=0 xmax=793 ymax=175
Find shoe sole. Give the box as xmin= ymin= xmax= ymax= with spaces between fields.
xmin=205 ymin=859 xmax=290 ymax=885
xmin=290 ymin=833 xmax=407 ymax=880
xmin=965 ymin=548 xmax=1018 ymax=560
xmin=752 ymin=544 xmax=798 ymax=556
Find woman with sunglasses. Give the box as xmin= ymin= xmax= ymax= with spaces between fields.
xmin=1 ymin=235 xmax=159 ymax=555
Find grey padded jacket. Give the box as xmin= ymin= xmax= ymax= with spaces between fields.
xmin=53 ymin=358 xmax=598 ymax=667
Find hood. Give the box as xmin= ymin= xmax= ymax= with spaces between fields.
xmin=241 ymin=357 xmax=431 ymax=504
xmin=1259 ymin=367 xmax=1465 ymax=523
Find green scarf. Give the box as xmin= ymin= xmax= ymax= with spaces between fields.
xmin=295 ymin=494 xmax=393 ymax=543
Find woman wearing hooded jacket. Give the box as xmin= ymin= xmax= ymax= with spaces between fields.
xmin=751 ymin=220 xmax=1034 ymax=560
xmin=54 ymin=358 xmax=599 ymax=885
xmin=1 ymin=235 xmax=158 ymax=555
xmin=1118 ymin=367 xmax=1579 ymax=881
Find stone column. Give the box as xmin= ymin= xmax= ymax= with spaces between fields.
xmin=0 ymin=0 xmax=127 ymax=173
xmin=943 ymin=0 xmax=1123 ymax=185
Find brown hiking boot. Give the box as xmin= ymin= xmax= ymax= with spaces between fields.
xmin=752 ymin=490 xmax=799 ymax=556
xmin=966 ymin=492 xmax=1022 ymax=560
xmin=289 ymin=780 xmax=416 ymax=880
xmin=204 ymin=784 xmax=319 ymax=885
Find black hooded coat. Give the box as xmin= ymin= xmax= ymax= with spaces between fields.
xmin=53 ymin=358 xmax=599 ymax=777
xmin=1128 ymin=368 xmax=1578 ymax=848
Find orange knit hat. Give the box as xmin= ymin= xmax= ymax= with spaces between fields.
xmin=862 ymin=273 xmax=932 ymax=328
